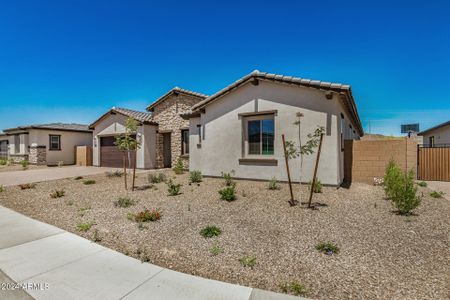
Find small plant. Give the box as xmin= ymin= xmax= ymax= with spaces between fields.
xmin=316 ymin=241 xmax=340 ymax=255
xmin=0 ymin=159 xmax=6 ymax=165
xmin=280 ymin=281 xmax=306 ymax=296
xmin=92 ymin=229 xmax=102 ymax=242
xmin=74 ymin=176 xmax=83 ymax=180
xmin=383 ymin=159 xmax=403 ymax=199
xmin=136 ymin=247 xmax=151 ymax=262
xmin=209 ymin=243 xmax=224 ymax=256
xmin=19 ymin=183 xmax=36 ymax=190
xmin=268 ymin=177 xmax=280 ymax=190
xmin=189 ymin=170 xmax=202 ymax=183
xmin=114 ymin=196 xmax=137 ymax=208
xmin=20 ymin=160 xmax=29 ymax=170
xmin=148 ymin=172 xmax=166 ymax=184
xmin=83 ymin=179 xmax=96 ymax=185
xmin=221 ymin=170 xmax=235 ymax=186
xmin=0 ymin=185 xmax=4 ymax=192
xmin=218 ymin=186 xmax=236 ymax=201
xmin=106 ymin=170 xmax=123 ymax=178
xmin=200 ymin=225 xmax=222 ymax=238
xmin=173 ymin=157 xmax=185 ymax=174
xmin=79 ymin=203 xmax=92 ymax=212
xmin=132 ymin=209 xmax=161 ymax=222
xmin=77 ymin=221 xmax=95 ymax=232
xmin=417 ymin=181 xmax=427 ymax=187
xmin=50 ymin=189 xmax=65 ymax=198
xmin=167 ymin=179 xmax=181 ymax=196
xmin=239 ymin=255 xmax=256 ymax=268
xmin=308 ymin=179 xmax=322 ymax=193
xmin=57 ymin=161 xmax=64 ymax=167
xmin=430 ymin=191 xmax=445 ymax=198
xmin=392 ymin=169 xmax=422 ymax=215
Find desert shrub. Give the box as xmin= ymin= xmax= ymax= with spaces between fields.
xmin=268 ymin=177 xmax=280 ymax=190
xmin=391 ymin=169 xmax=422 ymax=215
xmin=77 ymin=221 xmax=95 ymax=232
xmin=50 ymin=189 xmax=65 ymax=198
xmin=167 ymin=179 xmax=181 ymax=196
xmin=430 ymin=191 xmax=445 ymax=199
xmin=417 ymin=181 xmax=427 ymax=187
xmin=74 ymin=176 xmax=83 ymax=180
xmin=114 ymin=197 xmax=136 ymax=208
xmin=83 ymin=179 xmax=96 ymax=185
xmin=173 ymin=158 xmax=185 ymax=174
xmin=308 ymin=179 xmax=322 ymax=193
xmin=19 ymin=183 xmax=36 ymax=190
xmin=316 ymin=241 xmax=340 ymax=255
xmin=189 ymin=170 xmax=202 ymax=183
xmin=200 ymin=225 xmax=221 ymax=238
xmin=132 ymin=209 xmax=161 ymax=222
xmin=218 ymin=186 xmax=236 ymax=201
xmin=0 ymin=159 xmax=6 ymax=165
xmin=221 ymin=170 xmax=235 ymax=186
xmin=92 ymin=229 xmax=102 ymax=242
xmin=106 ymin=170 xmax=123 ymax=178
xmin=148 ymin=172 xmax=166 ymax=184
xmin=21 ymin=160 xmax=29 ymax=170
xmin=280 ymin=281 xmax=306 ymax=296
xmin=0 ymin=185 xmax=4 ymax=192
xmin=383 ymin=159 xmax=403 ymax=199
xmin=209 ymin=243 xmax=224 ymax=256
xmin=239 ymin=255 xmax=256 ymax=268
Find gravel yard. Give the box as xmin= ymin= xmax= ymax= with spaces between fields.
xmin=0 ymin=170 xmax=448 ymax=299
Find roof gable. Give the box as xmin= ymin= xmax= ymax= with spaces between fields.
xmin=89 ymin=107 xmax=157 ymax=129
xmin=146 ymin=87 xmax=207 ymax=111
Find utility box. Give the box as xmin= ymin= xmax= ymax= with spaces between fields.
xmin=76 ymin=146 xmax=92 ymax=166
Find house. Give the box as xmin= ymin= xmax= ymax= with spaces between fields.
xmin=182 ymin=70 xmax=364 ymax=186
xmin=0 ymin=134 xmax=8 ymax=159
xmin=1 ymin=123 xmax=92 ymax=165
xmin=418 ymin=120 xmax=450 ymax=147
xmin=89 ymin=87 xmax=206 ymax=169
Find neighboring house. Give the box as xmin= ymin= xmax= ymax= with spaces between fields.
xmin=182 ymin=70 xmax=364 ymax=186
xmin=90 ymin=87 xmax=206 ymax=169
xmin=418 ymin=120 xmax=450 ymax=147
xmin=0 ymin=134 xmax=8 ymax=159
xmin=1 ymin=123 xmax=92 ymax=165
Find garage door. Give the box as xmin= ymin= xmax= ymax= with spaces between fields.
xmin=100 ymin=136 xmax=135 ymax=168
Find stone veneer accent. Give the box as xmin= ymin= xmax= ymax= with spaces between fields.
xmin=29 ymin=145 xmax=47 ymax=165
xmin=151 ymin=93 xmax=203 ymax=169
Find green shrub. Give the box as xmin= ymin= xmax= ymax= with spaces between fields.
xmin=221 ymin=170 xmax=235 ymax=186
xmin=173 ymin=158 xmax=185 ymax=174
xmin=218 ymin=186 xmax=236 ymax=201
xmin=239 ymin=255 xmax=256 ymax=268
xmin=383 ymin=159 xmax=403 ymax=199
xmin=391 ymin=169 xmax=422 ymax=215
xmin=77 ymin=221 xmax=95 ymax=232
xmin=19 ymin=183 xmax=36 ymax=190
xmin=148 ymin=172 xmax=166 ymax=183
xmin=74 ymin=176 xmax=83 ymax=180
xmin=200 ymin=225 xmax=221 ymax=238
xmin=417 ymin=181 xmax=427 ymax=187
xmin=308 ymin=179 xmax=322 ymax=193
xmin=268 ymin=177 xmax=280 ymax=190
xmin=50 ymin=190 xmax=65 ymax=198
xmin=430 ymin=191 xmax=445 ymax=198
xmin=280 ymin=281 xmax=306 ymax=296
xmin=83 ymin=179 xmax=96 ymax=185
xmin=106 ymin=170 xmax=123 ymax=178
xmin=189 ymin=170 xmax=202 ymax=183
xmin=209 ymin=243 xmax=224 ymax=256
xmin=167 ymin=179 xmax=181 ymax=196
xmin=132 ymin=209 xmax=161 ymax=222
xmin=20 ymin=160 xmax=29 ymax=170
xmin=114 ymin=197 xmax=136 ymax=208
xmin=0 ymin=185 xmax=4 ymax=192
xmin=0 ymin=159 xmax=6 ymax=165
xmin=316 ymin=242 xmax=340 ymax=255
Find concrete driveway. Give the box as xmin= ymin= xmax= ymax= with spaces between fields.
xmin=426 ymin=181 xmax=450 ymax=200
xmin=0 ymin=166 xmax=123 ymax=186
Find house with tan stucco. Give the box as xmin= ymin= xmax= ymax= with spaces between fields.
xmin=418 ymin=120 xmax=450 ymax=147
xmin=0 ymin=123 xmax=92 ymax=165
xmin=182 ymin=70 xmax=364 ymax=186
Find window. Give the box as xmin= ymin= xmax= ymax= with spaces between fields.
xmin=196 ymin=124 xmax=201 ymax=146
xmin=429 ymin=136 xmax=435 ymax=147
xmin=49 ymin=135 xmax=61 ymax=150
xmin=247 ymin=116 xmax=274 ymax=155
xmin=181 ymin=129 xmax=189 ymax=155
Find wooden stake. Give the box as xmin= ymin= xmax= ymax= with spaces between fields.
xmin=282 ymin=134 xmax=295 ymax=205
xmin=132 ymin=150 xmax=137 ymax=191
xmin=308 ymin=133 xmax=324 ymax=208
xmin=123 ymin=152 xmax=127 ymax=190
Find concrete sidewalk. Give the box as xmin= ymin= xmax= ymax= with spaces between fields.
xmin=0 ymin=206 xmax=303 ymax=300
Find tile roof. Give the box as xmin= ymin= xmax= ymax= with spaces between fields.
xmin=89 ymin=107 xmax=157 ymax=129
xmin=418 ymin=120 xmax=450 ymax=135
xmin=3 ymin=123 xmax=92 ymax=133
xmin=146 ymin=87 xmax=208 ymax=111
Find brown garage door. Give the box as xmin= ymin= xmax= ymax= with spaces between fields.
xmin=100 ymin=136 xmax=135 ymax=168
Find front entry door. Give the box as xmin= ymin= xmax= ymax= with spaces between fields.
xmin=163 ymin=133 xmax=172 ymax=168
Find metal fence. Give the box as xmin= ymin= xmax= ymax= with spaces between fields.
xmin=417 ymin=144 xmax=450 ymax=181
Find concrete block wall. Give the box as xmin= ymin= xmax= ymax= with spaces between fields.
xmin=344 ymin=139 xmax=418 ymax=184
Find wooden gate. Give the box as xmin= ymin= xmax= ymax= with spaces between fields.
xmin=417 ymin=146 xmax=450 ymax=181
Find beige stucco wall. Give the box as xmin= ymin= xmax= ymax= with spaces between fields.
xmin=91 ymin=113 xmax=157 ymax=169
xmin=189 ymin=80 xmax=361 ymax=186
xmin=421 ymin=124 xmax=450 ymax=146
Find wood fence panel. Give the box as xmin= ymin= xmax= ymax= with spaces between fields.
xmin=418 ymin=147 xmax=450 ymax=181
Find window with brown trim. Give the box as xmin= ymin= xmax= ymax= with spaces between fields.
xmin=181 ymin=129 xmax=189 ymax=155
xmin=245 ymin=114 xmax=275 ymax=156
xmin=49 ymin=135 xmax=61 ymax=151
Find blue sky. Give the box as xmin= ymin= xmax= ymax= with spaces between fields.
xmin=0 ymin=0 xmax=449 ymax=135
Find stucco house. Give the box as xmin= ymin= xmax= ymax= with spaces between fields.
xmin=182 ymin=70 xmax=364 ymax=186
xmin=0 ymin=123 xmax=92 ymax=165
xmin=90 ymin=87 xmax=206 ymax=169
xmin=418 ymin=120 xmax=450 ymax=146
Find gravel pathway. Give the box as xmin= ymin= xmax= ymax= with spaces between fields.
xmin=0 ymin=171 xmax=448 ymax=299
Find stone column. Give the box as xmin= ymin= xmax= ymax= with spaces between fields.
xmin=29 ymin=145 xmax=47 ymax=165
